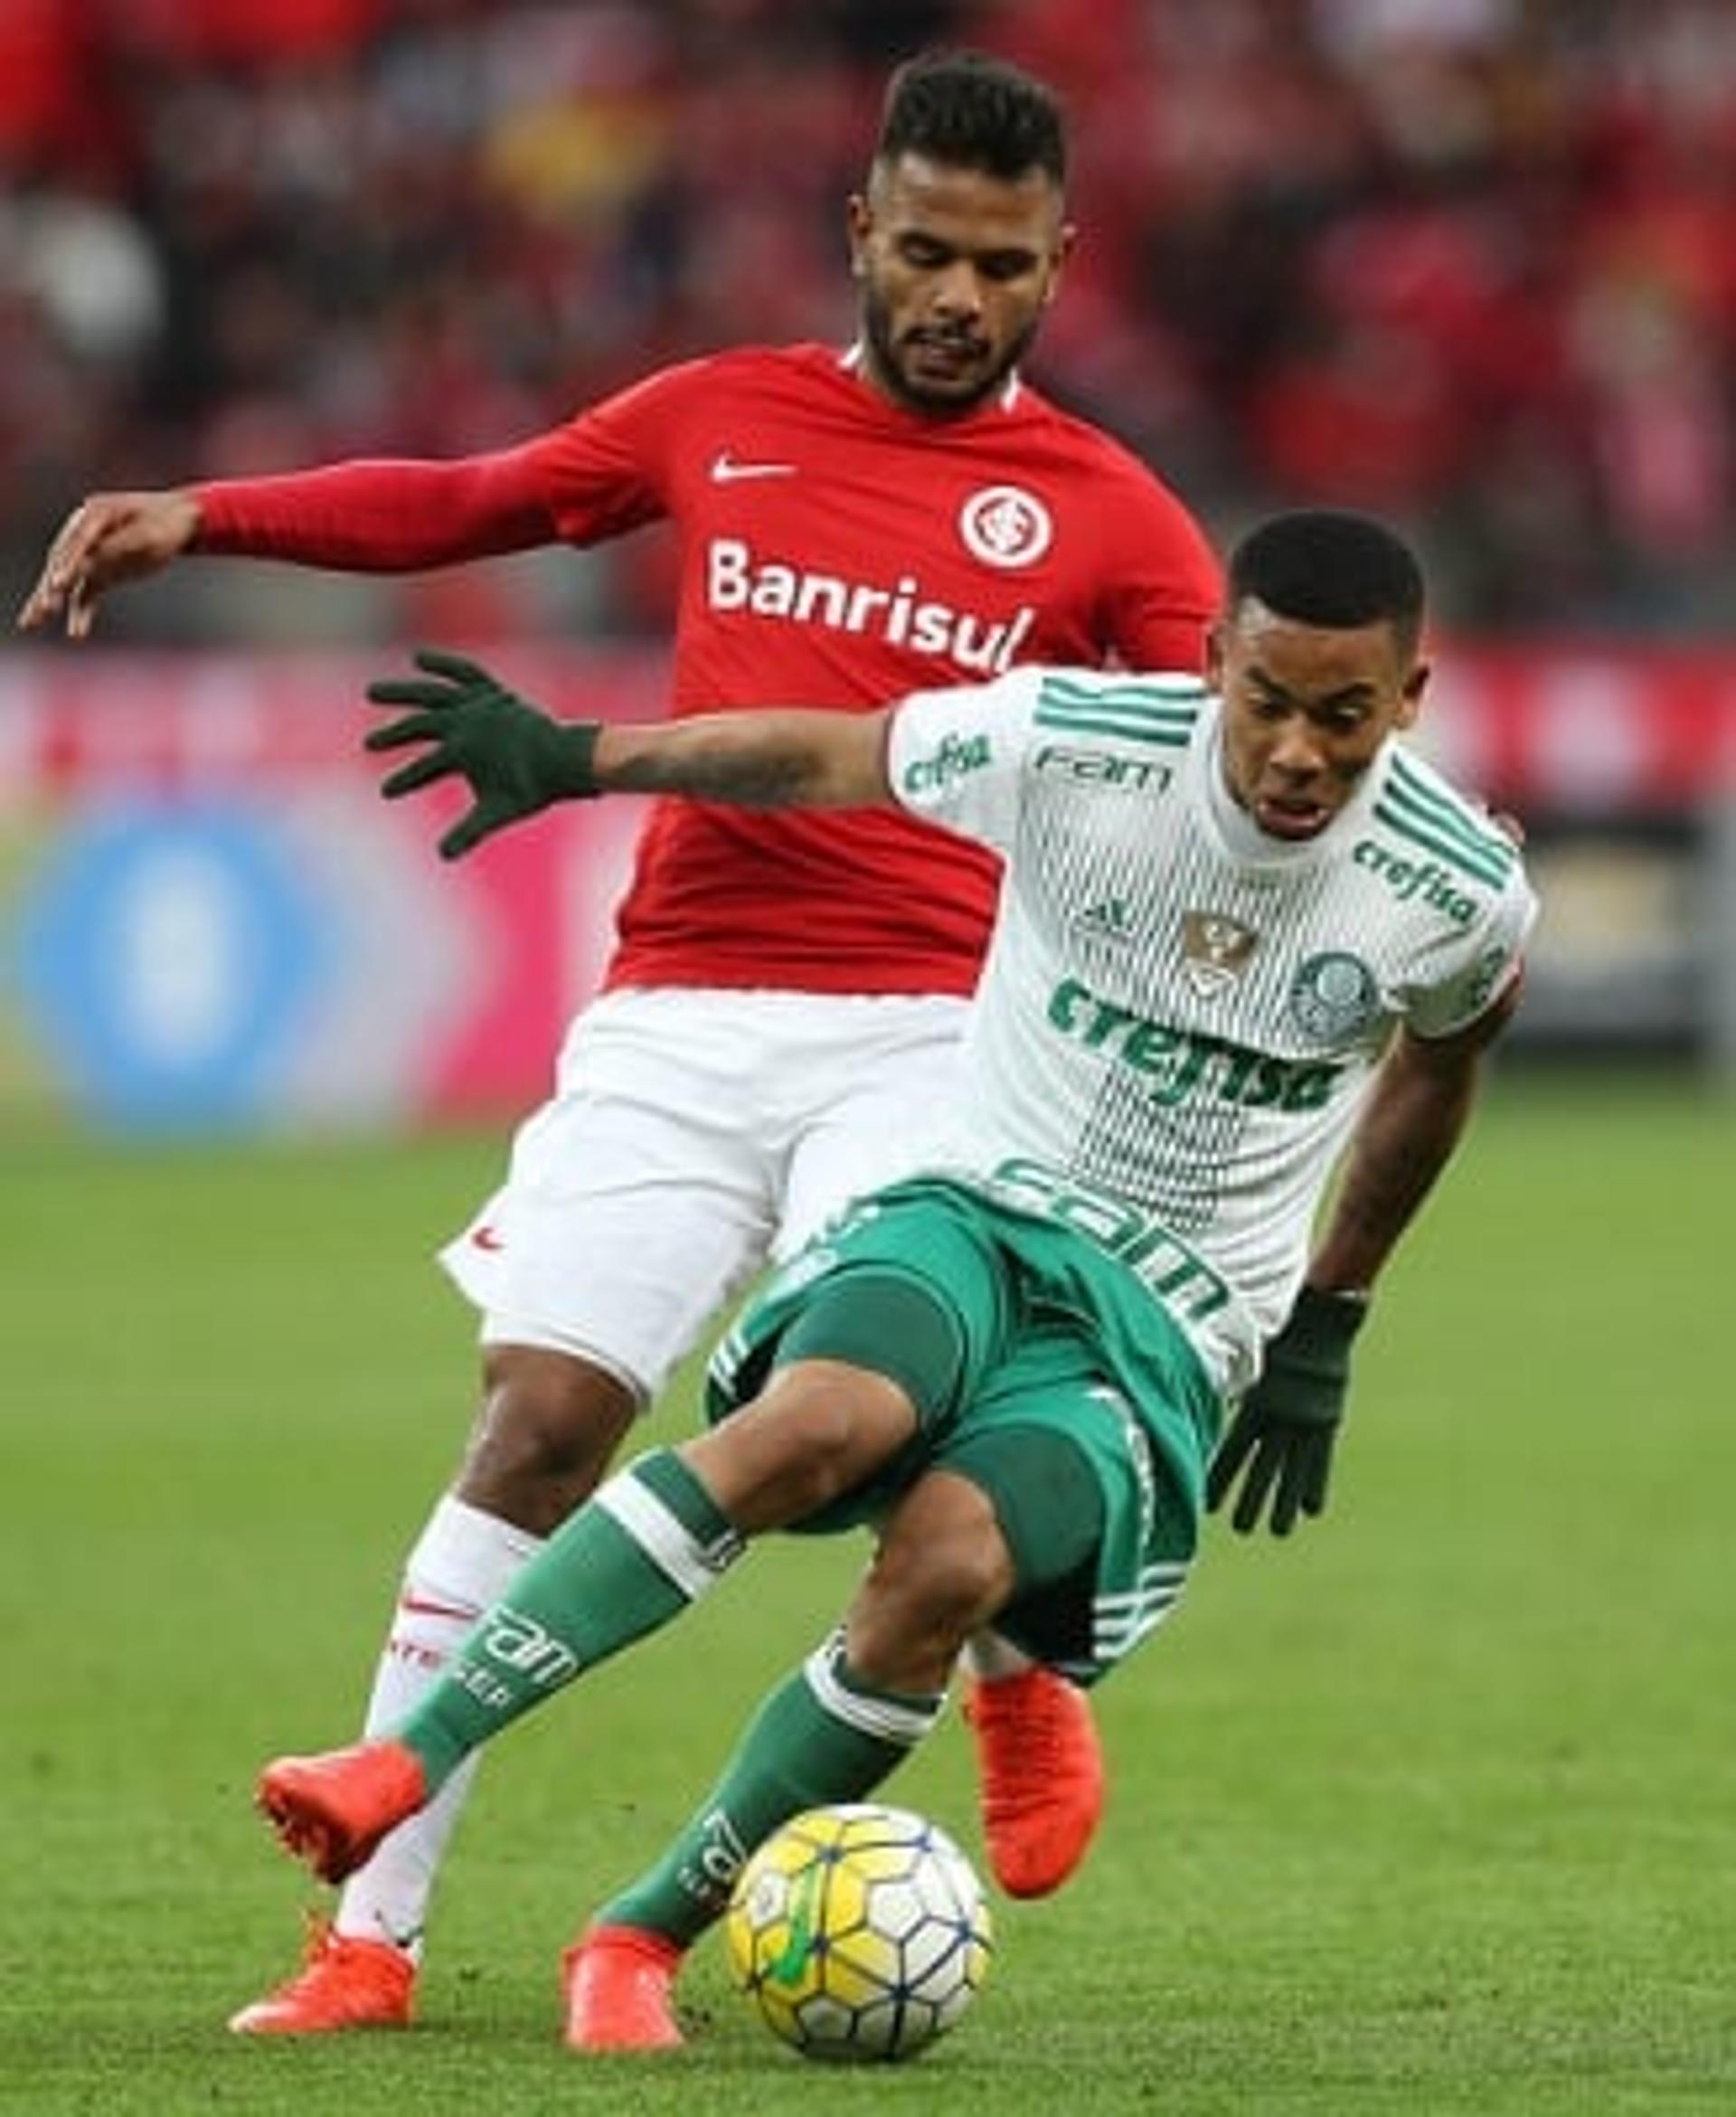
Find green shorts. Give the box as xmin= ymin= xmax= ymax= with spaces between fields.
xmin=704 ymin=1177 xmax=1222 ymax=1687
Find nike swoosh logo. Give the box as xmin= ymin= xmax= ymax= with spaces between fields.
xmin=710 ymin=451 xmax=797 ymax=483
xmin=767 ymin=1866 xmax=820 ymax=1982
xmin=399 ymin=1592 xmax=479 ymax=1621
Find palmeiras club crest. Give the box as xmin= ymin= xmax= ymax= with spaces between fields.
xmin=1181 ymin=910 xmax=1259 ymax=998
xmin=1289 ymin=951 xmax=1382 ymax=1043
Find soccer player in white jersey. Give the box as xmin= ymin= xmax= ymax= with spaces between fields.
xmin=249 ymin=509 xmax=1536 ymax=2050
xmin=19 ymin=53 xmax=1222 ymax=2034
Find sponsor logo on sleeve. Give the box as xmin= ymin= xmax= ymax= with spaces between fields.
xmin=901 ymin=731 xmax=992 ymax=795
xmin=1464 ymin=941 xmax=1514 ymax=1014
xmin=1354 ymin=839 xmax=1482 ymax=925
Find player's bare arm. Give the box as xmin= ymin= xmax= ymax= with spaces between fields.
xmin=1307 ymin=982 xmax=1521 ymax=1296
xmin=16 ymin=489 xmax=203 ymax=638
xmin=594 ymin=710 xmax=892 ymax=810
xmin=1207 ymin=978 xmax=1522 ymax=1537
xmin=364 ymin=646 xmax=892 ymax=859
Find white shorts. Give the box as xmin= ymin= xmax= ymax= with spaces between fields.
xmin=440 ymin=987 xmax=969 ymax=1402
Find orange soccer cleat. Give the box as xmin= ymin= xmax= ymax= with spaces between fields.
xmin=254 ymin=1740 xmax=429 ymax=1885
xmin=227 ymin=1915 xmax=415 ymax=2036
xmin=561 ymin=1923 xmax=686 ymax=2051
xmin=965 ymin=1663 xmax=1106 ymax=1898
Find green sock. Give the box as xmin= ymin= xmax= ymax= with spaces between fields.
xmin=597 ymin=1631 xmax=943 ymax=1946
xmin=395 ymin=1448 xmax=742 ymax=1786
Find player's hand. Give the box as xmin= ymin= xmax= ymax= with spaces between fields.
xmin=16 ymin=490 xmax=203 ymax=638
xmin=364 ymin=647 xmax=602 ymax=859
xmin=1205 ymin=1285 xmax=1369 ymax=1536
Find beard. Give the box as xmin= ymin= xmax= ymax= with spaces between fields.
xmin=859 ymin=288 xmax=1042 ymax=416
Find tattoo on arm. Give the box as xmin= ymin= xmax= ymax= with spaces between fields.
xmin=596 ymin=710 xmax=886 ymax=808
xmin=607 ymin=742 xmax=819 ymax=806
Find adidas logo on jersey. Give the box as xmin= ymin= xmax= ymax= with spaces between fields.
xmin=1072 ymin=895 xmax=1139 ymax=942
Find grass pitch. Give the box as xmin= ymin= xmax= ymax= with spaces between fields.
xmin=3 ymin=1070 xmax=1732 ymax=2113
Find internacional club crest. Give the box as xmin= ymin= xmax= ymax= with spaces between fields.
xmin=958 ymin=484 xmax=1053 ymax=570
xmin=1181 ymin=910 xmax=1259 ymax=998
xmin=1289 ymin=951 xmax=1382 ymax=1043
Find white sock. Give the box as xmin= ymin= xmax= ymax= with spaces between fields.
xmin=333 ymin=1495 xmax=543 ymax=1958
xmin=960 ymin=1629 xmax=1034 ymax=1683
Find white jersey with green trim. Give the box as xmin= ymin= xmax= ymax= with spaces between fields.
xmin=885 ymin=664 xmax=1537 ymax=1395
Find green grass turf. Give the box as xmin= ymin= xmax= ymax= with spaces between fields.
xmin=3 ymin=1069 xmax=1733 ymax=2113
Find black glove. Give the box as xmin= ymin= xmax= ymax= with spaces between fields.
xmin=1206 ymin=1285 xmax=1369 ymax=1536
xmin=364 ymin=647 xmax=601 ymax=859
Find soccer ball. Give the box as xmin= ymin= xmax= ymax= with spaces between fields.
xmin=725 ymin=1802 xmax=993 ymax=2062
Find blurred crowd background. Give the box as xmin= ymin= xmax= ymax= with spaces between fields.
xmin=2 ymin=0 xmax=1732 ymax=648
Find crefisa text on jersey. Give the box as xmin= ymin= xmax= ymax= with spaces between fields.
xmin=1354 ymin=839 xmax=1484 ymax=925
xmin=1047 ymin=978 xmax=1349 ymax=1110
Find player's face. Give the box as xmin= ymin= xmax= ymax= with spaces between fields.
xmin=847 ymin=152 xmax=1071 ymax=414
xmin=1209 ymin=597 xmax=1429 ymax=842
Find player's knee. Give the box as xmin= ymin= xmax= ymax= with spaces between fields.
xmin=457 ymin=1346 xmax=638 ymax=1531
xmin=889 ymin=1532 xmax=1008 ymax=1632
xmin=756 ymin=1396 xmax=863 ymax=1517
xmin=846 ymin=1554 xmax=1000 ymax=1694
xmin=848 ymin=1488 xmax=1014 ymax=1687
xmin=688 ymin=1363 xmax=915 ymax=1533
xmin=780 ymin=1381 xmax=900 ymax=1509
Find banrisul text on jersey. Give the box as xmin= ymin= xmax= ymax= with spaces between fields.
xmin=707 ymin=536 xmax=1037 ymax=677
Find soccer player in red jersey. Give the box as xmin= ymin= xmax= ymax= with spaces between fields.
xmin=20 ymin=51 xmax=1221 ymax=2040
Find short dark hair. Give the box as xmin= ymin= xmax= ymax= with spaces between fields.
xmin=1229 ymin=510 xmax=1426 ymax=649
xmin=875 ymin=50 xmax=1067 ymax=188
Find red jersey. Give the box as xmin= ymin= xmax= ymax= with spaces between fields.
xmin=527 ymin=345 xmax=1217 ymax=995
xmin=199 ymin=343 xmax=1221 ymax=996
